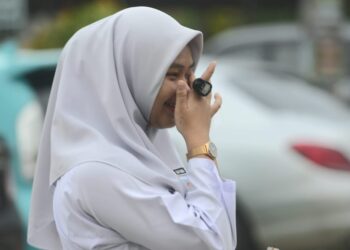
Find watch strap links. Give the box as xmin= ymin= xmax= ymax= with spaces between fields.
xmin=186 ymin=141 xmax=216 ymax=160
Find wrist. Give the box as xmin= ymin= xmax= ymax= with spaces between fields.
xmin=187 ymin=154 xmax=212 ymax=160
xmin=186 ymin=141 xmax=218 ymax=161
xmin=185 ymin=136 xmax=210 ymax=151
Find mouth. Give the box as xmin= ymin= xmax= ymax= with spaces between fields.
xmin=165 ymin=100 xmax=176 ymax=113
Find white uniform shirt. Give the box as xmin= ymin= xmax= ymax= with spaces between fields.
xmin=53 ymin=158 xmax=236 ymax=250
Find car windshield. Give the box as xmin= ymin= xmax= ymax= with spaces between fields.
xmin=231 ymin=68 xmax=350 ymax=120
xmin=19 ymin=67 xmax=55 ymax=114
xmin=221 ymin=41 xmax=301 ymax=72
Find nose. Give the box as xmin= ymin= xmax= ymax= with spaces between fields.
xmin=172 ymin=75 xmax=189 ymax=89
xmin=179 ymin=74 xmax=191 ymax=87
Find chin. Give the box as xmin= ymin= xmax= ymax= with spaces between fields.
xmin=159 ymin=119 xmax=176 ymax=129
xmin=166 ymin=124 xmax=176 ymax=129
xmin=149 ymin=120 xmax=175 ymax=129
xmin=160 ymin=123 xmax=175 ymax=129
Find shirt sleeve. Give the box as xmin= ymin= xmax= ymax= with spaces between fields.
xmin=186 ymin=158 xmax=237 ymax=250
xmin=73 ymin=161 xmax=236 ymax=250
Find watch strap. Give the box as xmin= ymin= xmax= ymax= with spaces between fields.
xmin=186 ymin=142 xmax=216 ymax=160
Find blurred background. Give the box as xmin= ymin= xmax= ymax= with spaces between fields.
xmin=1 ymin=0 xmax=350 ymax=250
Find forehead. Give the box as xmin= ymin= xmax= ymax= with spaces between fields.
xmin=170 ymin=46 xmax=194 ymax=68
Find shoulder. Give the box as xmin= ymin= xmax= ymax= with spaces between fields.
xmin=54 ymin=162 xmax=151 ymax=217
xmin=56 ymin=161 xmax=158 ymax=201
xmin=58 ymin=161 xmax=141 ymax=189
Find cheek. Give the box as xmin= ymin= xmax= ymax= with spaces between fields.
xmin=162 ymin=81 xmax=177 ymax=97
xmin=154 ymin=80 xmax=177 ymax=112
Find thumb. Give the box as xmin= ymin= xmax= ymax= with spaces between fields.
xmin=176 ymin=80 xmax=189 ymax=111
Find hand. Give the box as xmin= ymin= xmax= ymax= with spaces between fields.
xmin=174 ymin=61 xmax=222 ymax=151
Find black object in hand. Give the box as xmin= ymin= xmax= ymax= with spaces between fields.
xmin=192 ymin=78 xmax=212 ymax=96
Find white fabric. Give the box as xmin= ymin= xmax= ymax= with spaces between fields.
xmin=53 ymin=158 xmax=236 ymax=250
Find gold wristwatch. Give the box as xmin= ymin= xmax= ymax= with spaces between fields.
xmin=186 ymin=141 xmax=217 ymax=160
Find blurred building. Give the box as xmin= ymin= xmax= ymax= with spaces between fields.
xmin=0 ymin=0 xmax=27 ymax=38
xmin=301 ymin=0 xmax=345 ymax=86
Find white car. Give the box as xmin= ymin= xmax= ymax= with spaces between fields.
xmin=205 ymin=23 xmax=350 ymax=77
xmin=170 ymin=57 xmax=350 ymax=250
xmin=204 ymin=23 xmax=350 ymax=105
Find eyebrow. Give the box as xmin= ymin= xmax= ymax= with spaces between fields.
xmin=169 ymin=62 xmax=195 ymax=70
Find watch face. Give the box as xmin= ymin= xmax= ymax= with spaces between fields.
xmin=208 ymin=142 xmax=217 ymax=158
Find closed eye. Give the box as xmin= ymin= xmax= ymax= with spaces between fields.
xmin=166 ymin=73 xmax=179 ymax=81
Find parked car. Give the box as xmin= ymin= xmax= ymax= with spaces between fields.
xmin=170 ymin=57 xmax=350 ymax=250
xmin=205 ymin=23 xmax=350 ymax=75
xmin=205 ymin=22 xmax=350 ymax=104
xmin=205 ymin=23 xmax=311 ymax=76
xmin=0 ymin=41 xmax=59 ymax=250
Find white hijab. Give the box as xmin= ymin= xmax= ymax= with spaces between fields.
xmin=28 ymin=7 xmax=202 ymax=249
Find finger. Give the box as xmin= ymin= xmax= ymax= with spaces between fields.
xmin=200 ymin=61 xmax=217 ymax=81
xmin=203 ymin=88 xmax=212 ymax=103
xmin=211 ymin=93 xmax=222 ymax=117
xmin=176 ymin=80 xmax=189 ymax=111
xmin=188 ymin=71 xmax=196 ymax=88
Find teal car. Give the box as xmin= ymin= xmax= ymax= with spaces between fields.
xmin=0 ymin=41 xmax=60 ymax=250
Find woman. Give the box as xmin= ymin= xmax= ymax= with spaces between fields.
xmin=28 ymin=7 xmax=236 ymax=250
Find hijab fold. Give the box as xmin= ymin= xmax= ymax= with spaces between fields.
xmin=28 ymin=7 xmax=203 ymax=249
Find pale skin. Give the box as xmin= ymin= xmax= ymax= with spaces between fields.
xmin=149 ymin=46 xmax=222 ymax=158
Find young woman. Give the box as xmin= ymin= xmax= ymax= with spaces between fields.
xmin=28 ymin=7 xmax=236 ymax=250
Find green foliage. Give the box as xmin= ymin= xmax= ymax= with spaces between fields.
xmin=24 ymin=2 xmax=297 ymax=49
xmin=26 ymin=0 xmax=125 ymax=49
xmin=204 ymin=8 xmax=244 ymax=39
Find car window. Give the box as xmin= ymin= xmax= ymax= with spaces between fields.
xmin=220 ymin=41 xmax=301 ymax=72
xmin=264 ymin=42 xmax=300 ymax=70
xmin=231 ymin=69 xmax=350 ymax=120
xmin=19 ymin=67 xmax=56 ymax=114
xmin=222 ymin=44 xmax=264 ymax=61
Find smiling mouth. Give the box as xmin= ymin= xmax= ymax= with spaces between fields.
xmin=165 ymin=101 xmax=176 ymax=112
